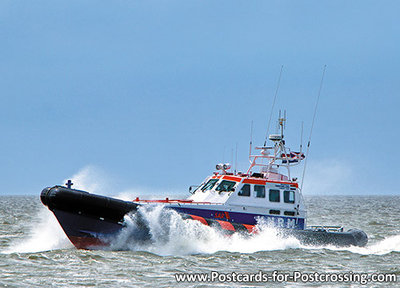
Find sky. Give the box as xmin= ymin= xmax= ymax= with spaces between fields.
xmin=1 ymin=1 xmax=399 ymax=196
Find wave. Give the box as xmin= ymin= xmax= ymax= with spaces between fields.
xmin=2 ymin=208 xmax=73 ymax=254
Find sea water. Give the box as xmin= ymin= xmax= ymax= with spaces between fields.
xmin=0 ymin=195 xmax=399 ymax=287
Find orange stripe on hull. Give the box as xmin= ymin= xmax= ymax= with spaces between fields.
xmin=243 ymin=224 xmax=256 ymax=233
xmin=243 ymin=178 xmax=298 ymax=188
xmin=216 ymin=220 xmax=235 ymax=231
xmin=242 ymin=179 xmax=267 ymax=185
xmin=189 ymin=215 xmax=208 ymax=225
xmin=222 ymin=175 xmax=242 ymax=182
xmin=211 ymin=174 xmax=298 ymax=187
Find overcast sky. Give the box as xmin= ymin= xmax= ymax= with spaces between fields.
xmin=1 ymin=1 xmax=399 ymax=195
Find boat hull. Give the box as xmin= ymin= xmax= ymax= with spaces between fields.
xmin=53 ymin=209 xmax=121 ymax=249
xmin=40 ymin=186 xmax=368 ymax=249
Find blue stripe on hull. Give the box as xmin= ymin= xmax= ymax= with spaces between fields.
xmin=171 ymin=206 xmax=305 ymax=229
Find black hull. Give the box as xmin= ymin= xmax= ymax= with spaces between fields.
xmin=40 ymin=186 xmax=368 ymax=249
xmin=283 ymin=228 xmax=368 ymax=247
xmin=41 ymin=186 xmax=138 ymax=249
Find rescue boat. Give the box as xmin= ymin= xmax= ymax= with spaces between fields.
xmin=40 ymin=116 xmax=368 ymax=249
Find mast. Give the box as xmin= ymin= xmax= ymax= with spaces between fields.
xmin=246 ymin=113 xmax=304 ymax=182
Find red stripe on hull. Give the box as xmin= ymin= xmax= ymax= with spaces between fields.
xmin=68 ymin=236 xmax=108 ymax=250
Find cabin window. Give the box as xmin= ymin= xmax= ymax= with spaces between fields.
xmin=254 ymin=185 xmax=266 ymax=198
xmin=270 ymin=209 xmax=280 ymax=215
xmin=238 ymin=184 xmax=250 ymax=196
xmin=215 ymin=180 xmax=236 ymax=192
xmin=269 ymin=189 xmax=280 ymax=202
xmin=284 ymin=211 xmax=295 ymax=216
xmin=284 ymin=191 xmax=295 ymax=204
xmin=201 ymin=179 xmax=218 ymax=191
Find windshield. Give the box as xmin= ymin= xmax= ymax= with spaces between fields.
xmin=201 ymin=179 xmax=219 ymax=191
xmin=215 ymin=180 xmax=236 ymax=192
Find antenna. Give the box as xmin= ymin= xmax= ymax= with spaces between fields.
xmin=231 ymin=148 xmax=233 ymax=169
xmin=264 ymin=65 xmax=284 ymax=146
xmin=301 ymin=65 xmax=327 ymax=191
xmin=249 ymin=121 xmax=253 ymax=161
xmin=300 ymin=121 xmax=304 ymax=153
xmin=235 ymin=142 xmax=238 ymax=174
xmin=279 ymin=110 xmax=287 ymax=138
xmin=283 ymin=110 xmax=287 ymax=131
xmin=284 ymin=110 xmax=286 ymax=127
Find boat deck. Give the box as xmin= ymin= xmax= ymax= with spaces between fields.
xmin=132 ymin=197 xmax=222 ymax=205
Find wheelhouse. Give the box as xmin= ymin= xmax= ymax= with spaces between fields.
xmin=184 ymin=115 xmax=307 ymax=228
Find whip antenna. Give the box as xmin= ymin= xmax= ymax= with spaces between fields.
xmin=235 ymin=142 xmax=238 ymax=174
xmin=264 ymin=65 xmax=284 ymax=146
xmin=300 ymin=121 xmax=304 ymax=153
xmin=249 ymin=121 xmax=253 ymax=161
xmin=231 ymin=148 xmax=233 ymax=171
xmin=301 ymin=65 xmax=327 ymax=191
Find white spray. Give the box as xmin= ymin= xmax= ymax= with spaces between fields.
xmin=3 ymin=208 xmax=73 ymax=254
